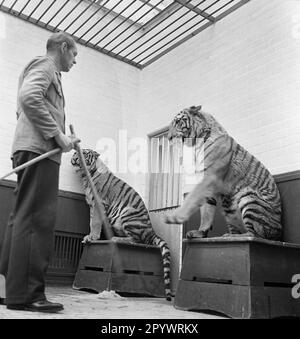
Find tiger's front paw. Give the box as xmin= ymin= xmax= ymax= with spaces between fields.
xmin=82 ymin=233 xmax=100 ymax=244
xmin=163 ymin=211 xmax=188 ymax=224
xmin=186 ymin=230 xmax=208 ymax=239
xmin=110 ymin=236 xmax=134 ymax=244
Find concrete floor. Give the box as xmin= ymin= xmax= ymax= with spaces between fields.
xmin=0 ymin=285 xmax=227 ymax=319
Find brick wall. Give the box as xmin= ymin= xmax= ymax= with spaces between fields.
xmin=0 ymin=10 xmax=141 ymax=194
xmin=139 ymin=0 xmax=300 ymax=201
xmin=1 ymin=0 xmax=300 ymax=203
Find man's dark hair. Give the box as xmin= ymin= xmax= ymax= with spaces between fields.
xmin=46 ymin=32 xmax=76 ymax=51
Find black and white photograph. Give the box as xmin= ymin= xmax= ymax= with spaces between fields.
xmin=0 ymin=0 xmax=299 ymax=324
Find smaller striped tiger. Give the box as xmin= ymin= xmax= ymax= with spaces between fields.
xmin=164 ymin=105 xmax=282 ymax=240
xmin=71 ymin=149 xmax=172 ymax=301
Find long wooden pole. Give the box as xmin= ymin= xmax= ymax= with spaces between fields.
xmin=0 ymin=148 xmax=61 ymax=181
xmin=69 ymin=125 xmax=114 ymax=240
xmin=70 ymin=126 xmax=124 ymax=277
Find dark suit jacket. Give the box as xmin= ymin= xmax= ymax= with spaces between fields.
xmin=12 ymin=55 xmax=65 ymax=164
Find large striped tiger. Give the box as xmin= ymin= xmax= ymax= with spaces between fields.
xmin=164 ymin=105 xmax=282 ymax=240
xmin=71 ymin=149 xmax=172 ymax=301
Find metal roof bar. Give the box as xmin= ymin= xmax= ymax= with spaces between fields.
xmin=112 ymin=0 xmax=193 ymax=56
xmin=94 ymin=0 xmax=152 ymax=47
xmin=93 ymin=0 xmax=143 ymax=28
xmin=28 ymin=0 xmax=44 ymax=20
xmin=0 ymin=2 xmax=143 ymax=69
xmin=45 ymin=0 xmax=70 ymax=27
xmin=18 ymin=0 xmax=31 ymax=17
xmin=139 ymin=0 xmax=231 ymax=63
xmin=141 ymin=0 xmax=243 ymax=67
xmin=0 ymin=3 xmax=58 ymax=32
xmin=125 ymin=0 xmax=209 ymax=60
xmin=71 ymin=0 xmax=110 ymax=36
xmin=139 ymin=0 xmax=163 ymax=12
xmin=53 ymin=0 xmax=85 ymax=30
xmin=140 ymin=1 xmax=180 ymax=32
xmin=174 ymin=0 xmax=215 ymax=22
xmin=8 ymin=0 xmax=18 ymax=12
xmin=76 ymin=35 xmax=143 ymax=68
xmin=214 ymin=0 xmax=250 ymax=22
xmin=85 ymin=0 xmax=136 ymax=45
xmin=36 ymin=0 xmax=56 ymax=24
xmin=0 ymin=0 xmax=250 ymax=69
xmin=64 ymin=0 xmax=96 ymax=31
xmin=79 ymin=0 xmax=123 ymax=41
xmin=103 ymin=0 xmax=165 ymax=53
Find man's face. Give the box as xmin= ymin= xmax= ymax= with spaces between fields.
xmin=61 ymin=44 xmax=77 ymax=72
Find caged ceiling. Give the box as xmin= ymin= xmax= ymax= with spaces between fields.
xmin=0 ymin=0 xmax=249 ymax=68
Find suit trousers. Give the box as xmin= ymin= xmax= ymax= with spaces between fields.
xmin=0 ymin=151 xmax=59 ymax=304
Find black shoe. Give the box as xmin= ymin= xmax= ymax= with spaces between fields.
xmin=7 ymin=299 xmax=64 ymax=313
xmin=0 ymin=297 xmax=5 ymax=305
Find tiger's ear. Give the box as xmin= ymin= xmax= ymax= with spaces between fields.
xmin=93 ymin=150 xmax=100 ymax=160
xmin=189 ymin=105 xmax=202 ymax=115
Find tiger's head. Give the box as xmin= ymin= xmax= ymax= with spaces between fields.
xmin=71 ymin=149 xmax=100 ymax=174
xmin=167 ymin=105 xmax=213 ymax=144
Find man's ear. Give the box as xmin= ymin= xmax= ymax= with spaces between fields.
xmin=61 ymin=42 xmax=68 ymax=53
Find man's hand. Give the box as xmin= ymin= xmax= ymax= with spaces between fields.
xmin=54 ymin=131 xmax=80 ymax=152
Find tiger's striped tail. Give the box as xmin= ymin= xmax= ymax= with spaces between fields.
xmin=151 ymin=235 xmax=172 ymax=301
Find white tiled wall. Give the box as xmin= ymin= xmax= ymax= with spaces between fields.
xmin=138 ymin=0 xmax=300 ymax=200
xmin=1 ymin=0 xmax=300 ymax=203
xmin=0 ymin=11 xmax=141 ymax=194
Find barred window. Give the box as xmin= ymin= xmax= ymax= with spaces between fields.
xmin=148 ymin=127 xmax=183 ymax=210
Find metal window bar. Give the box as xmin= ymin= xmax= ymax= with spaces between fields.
xmin=149 ymin=137 xmax=159 ymax=209
xmin=110 ymin=0 xmax=192 ymax=56
xmin=125 ymin=0 xmax=209 ymax=61
xmin=64 ymin=0 xmax=96 ymax=31
xmin=139 ymin=0 xmax=235 ymax=65
xmin=78 ymin=0 xmax=122 ymax=41
xmin=18 ymin=0 xmax=31 ymax=17
xmin=35 ymin=0 xmax=56 ymax=24
xmin=8 ymin=0 xmax=17 ymax=12
xmin=94 ymin=0 xmax=152 ymax=47
xmin=28 ymin=0 xmax=44 ymax=20
xmin=100 ymin=0 xmax=165 ymax=52
xmin=140 ymin=0 xmax=163 ymax=12
xmin=149 ymin=131 xmax=182 ymax=210
xmin=71 ymin=0 xmax=110 ymax=36
xmin=94 ymin=0 xmax=144 ymax=28
xmin=0 ymin=0 xmax=249 ymax=68
xmin=53 ymin=0 xmax=84 ymax=30
xmin=45 ymin=0 xmax=70 ymax=27
xmin=133 ymin=0 xmax=220 ymax=63
xmin=142 ymin=0 xmax=248 ymax=67
xmin=174 ymin=0 xmax=215 ymax=22
xmin=85 ymin=0 xmax=136 ymax=45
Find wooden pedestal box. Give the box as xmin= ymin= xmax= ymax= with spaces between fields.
xmin=73 ymin=240 xmax=165 ymax=298
xmin=174 ymin=237 xmax=300 ymax=319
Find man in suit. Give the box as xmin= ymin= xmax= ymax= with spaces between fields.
xmin=0 ymin=32 xmax=79 ymax=313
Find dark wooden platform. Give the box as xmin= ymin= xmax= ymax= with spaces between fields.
xmin=73 ymin=240 xmax=166 ymax=298
xmin=174 ymin=237 xmax=300 ymax=319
